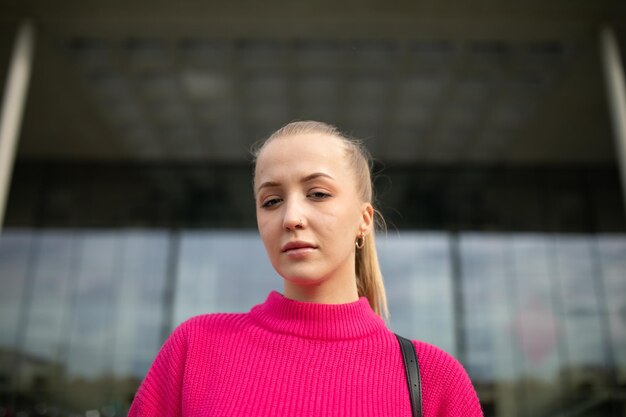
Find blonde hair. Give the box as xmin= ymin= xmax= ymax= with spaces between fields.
xmin=252 ymin=120 xmax=389 ymax=319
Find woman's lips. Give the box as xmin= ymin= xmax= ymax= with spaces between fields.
xmin=282 ymin=241 xmax=317 ymax=257
xmin=284 ymin=247 xmax=316 ymax=258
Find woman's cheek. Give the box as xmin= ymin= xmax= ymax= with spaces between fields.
xmin=256 ymin=212 xmax=272 ymax=228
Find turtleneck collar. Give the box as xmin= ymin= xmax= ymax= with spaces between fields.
xmin=249 ymin=291 xmax=388 ymax=340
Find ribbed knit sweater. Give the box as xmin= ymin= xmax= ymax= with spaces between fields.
xmin=129 ymin=291 xmax=483 ymax=416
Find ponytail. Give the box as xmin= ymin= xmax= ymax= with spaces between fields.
xmin=355 ymin=213 xmax=389 ymax=320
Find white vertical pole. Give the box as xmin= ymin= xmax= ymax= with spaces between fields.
xmin=0 ymin=20 xmax=36 ymax=233
xmin=600 ymin=26 xmax=626 ymax=217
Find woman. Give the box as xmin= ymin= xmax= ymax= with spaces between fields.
xmin=128 ymin=121 xmax=483 ymax=416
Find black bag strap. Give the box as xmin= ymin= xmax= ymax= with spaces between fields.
xmin=395 ymin=334 xmax=422 ymax=417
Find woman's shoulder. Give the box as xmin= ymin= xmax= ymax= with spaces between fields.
xmin=410 ymin=339 xmax=472 ymax=386
xmin=174 ymin=311 xmax=252 ymax=337
xmin=410 ymin=339 xmax=465 ymax=373
xmin=410 ymin=339 xmax=484 ymax=416
xmin=153 ymin=312 xmax=253 ymax=359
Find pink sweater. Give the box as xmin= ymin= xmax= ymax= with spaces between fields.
xmin=129 ymin=291 xmax=483 ymax=416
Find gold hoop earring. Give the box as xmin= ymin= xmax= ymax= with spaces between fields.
xmin=355 ymin=232 xmax=365 ymax=249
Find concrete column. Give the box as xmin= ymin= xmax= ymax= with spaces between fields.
xmin=600 ymin=26 xmax=626 ymax=217
xmin=0 ymin=20 xmax=36 ymax=233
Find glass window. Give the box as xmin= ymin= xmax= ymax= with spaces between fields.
xmin=553 ymin=236 xmax=610 ymax=382
xmin=0 ymin=230 xmax=33 ymax=349
xmin=173 ymin=231 xmax=278 ymax=327
xmin=597 ymin=235 xmax=626 ymax=384
xmin=0 ymin=230 xmax=170 ymax=414
xmin=379 ymin=232 xmax=456 ymax=355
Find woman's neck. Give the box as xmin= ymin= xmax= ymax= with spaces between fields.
xmin=283 ymin=276 xmax=359 ymax=305
xmin=249 ymin=290 xmax=386 ymax=340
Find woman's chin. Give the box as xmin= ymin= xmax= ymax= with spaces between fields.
xmin=281 ymin=273 xmax=326 ymax=287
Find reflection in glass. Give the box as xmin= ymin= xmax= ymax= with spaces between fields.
xmin=460 ymin=233 xmax=625 ymax=416
xmin=0 ymin=230 xmax=169 ymax=415
xmin=0 ymin=230 xmax=34 ymax=412
xmin=379 ymin=232 xmax=456 ymax=355
xmin=553 ymin=236 xmax=611 ymax=395
xmin=0 ymin=230 xmax=33 ymax=349
xmin=597 ymin=236 xmax=626 ymax=385
xmin=460 ymin=233 xmax=520 ymax=416
xmin=173 ymin=230 xmax=278 ymax=327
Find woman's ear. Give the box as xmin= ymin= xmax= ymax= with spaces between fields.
xmin=359 ymin=203 xmax=374 ymax=235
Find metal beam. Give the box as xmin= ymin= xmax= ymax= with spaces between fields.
xmin=0 ymin=20 xmax=35 ymax=233
xmin=600 ymin=26 xmax=626 ymax=217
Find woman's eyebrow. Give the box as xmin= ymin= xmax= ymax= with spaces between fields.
xmin=256 ymin=181 xmax=280 ymax=193
xmin=302 ymin=172 xmax=335 ymax=183
xmin=256 ymin=172 xmax=335 ymax=194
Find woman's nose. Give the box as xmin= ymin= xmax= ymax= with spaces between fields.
xmin=282 ymin=201 xmax=305 ymax=230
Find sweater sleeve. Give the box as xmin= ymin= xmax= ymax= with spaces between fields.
xmin=128 ymin=322 xmax=189 ymax=417
xmin=414 ymin=341 xmax=483 ymax=417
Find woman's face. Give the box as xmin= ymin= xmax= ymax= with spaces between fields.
xmin=254 ymin=133 xmax=373 ymax=289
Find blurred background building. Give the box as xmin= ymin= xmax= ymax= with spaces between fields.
xmin=1 ymin=1 xmax=626 ymax=416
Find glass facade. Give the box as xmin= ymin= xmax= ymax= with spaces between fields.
xmin=0 ymin=230 xmax=170 ymax=416
xmin=1 ymin=162 xmax=625 ymax=416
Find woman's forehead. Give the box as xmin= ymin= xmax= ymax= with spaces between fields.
xmin=257 ymin=133 xmax=347 ymax=164
xmin=254 ymin=133 xmax=351 ymax=181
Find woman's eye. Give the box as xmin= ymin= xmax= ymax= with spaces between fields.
xmin=309 ymin=191 xmax=331 ymax=200
xmin=261 ymin=198 xmax=281 ymax=208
